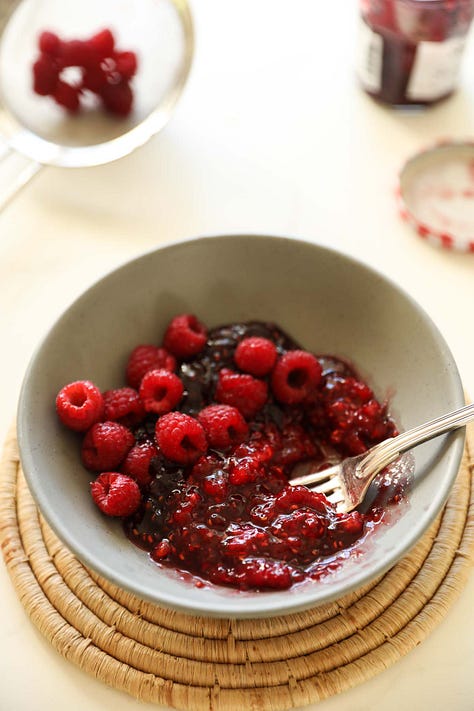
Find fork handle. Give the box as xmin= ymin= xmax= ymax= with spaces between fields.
xmin=357 ymin=402 xmax=474 ymax=479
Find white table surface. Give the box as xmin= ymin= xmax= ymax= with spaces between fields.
xmin=1 ymin=2 xmax=473 ymax=710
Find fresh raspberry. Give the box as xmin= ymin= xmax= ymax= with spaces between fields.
xmin=198 ymin=404 xmax=249 ymax=450
xmin=32 ymin=27 xmax=137 ymax=117
xmin=155 ymin=412 xmax=207 ymax=464
xmin=271 ymin=350 xmax=322 ymax=404
xmin=38 ymin=31 xmax=60 ymax=56
xmin=223 ymin=525 xmax=273 ymax=557
xmin=90 ymin=472 xmax=141 ymax=517
xmin=53 ymin=80 xmax=80 ymax=112
xmin=32 ymin=55 xmax=59 ymax=95
xmin=214 ymin=368 xmax=268 ymax=419
xmin=121 ymin=441 xmax=158 ymax=486
xmin=81 ymin=421 xmax=134 ymax=471
xmin=56 ymin=380 xmax=104 ymax=432
xmin=88 ymin=29 xmax=115 ymax=58
xmin=102 ymin=387 xmax=145 ymax=427
xmin=100 ymin=80 xmax=133 ymax=116
xmin=114 ymin=51 xmax=138 ymax=79
xmin=234 ymin=337 xmax=277 ymax=377
xmin=82 ymin=65 xmax=107 ymax=92
xmin=139 ymin=369 xmax=184 ymax=414
xmin=126 ymin=344 xmax=176 ymax=389
xmin=58 ymin=39 xmax=96 ymax=69
xmin=167 ymin=489 xmax=202 ymax=526
xmin=163 ymin=314 xmax=208 ymax=360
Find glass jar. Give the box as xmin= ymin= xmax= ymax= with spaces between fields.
xmin=357 ymin=0 xmax=474 ymax=106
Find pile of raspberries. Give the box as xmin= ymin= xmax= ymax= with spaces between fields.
xmin=55 ymin=314 xmax=323 ymax=518
xmin=32 ymin=28 xmax=137 ymax=116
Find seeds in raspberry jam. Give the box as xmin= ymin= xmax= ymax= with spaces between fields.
xmin=139 ymin=369 xmax=184 ymax=415
xmin=271 ymin=350 xmax=322 ymax=404
xmin=313 ymin=374 xmax=397 ymax=456
xmin=234 ymin=558 xmax=297 ymax=591
xmin=56 ymin=380 xmax=104 ymax=432
xmin=152 ymin=539 xmax=171 ymax=560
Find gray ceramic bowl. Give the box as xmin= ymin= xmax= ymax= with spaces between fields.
xmin=17 ymin=234 xmax=465 ymax=618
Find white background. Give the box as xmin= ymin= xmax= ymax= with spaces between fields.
xmin=0 ymin=1 xmax=473 ymax=710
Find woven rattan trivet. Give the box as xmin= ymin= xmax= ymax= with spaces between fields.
xmin=1 ymin=425 xmax=473 ymax=711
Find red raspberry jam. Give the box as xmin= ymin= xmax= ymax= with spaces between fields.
xmin=121 ymin=321 xmax=408 ymax=591
xmin=57 ymin=318 xmax=411 ymax=591
xmin=357 ymin=0 xmax=474 ymax=106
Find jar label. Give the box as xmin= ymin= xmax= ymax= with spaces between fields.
xmin=356 ymin=17 xmax=383 ymax=93
xmin=406 ymin=37 xmax=466 ymax=101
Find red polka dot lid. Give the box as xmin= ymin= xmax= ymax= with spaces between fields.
xmin=397 ymin=139 xmax=474 ymax=253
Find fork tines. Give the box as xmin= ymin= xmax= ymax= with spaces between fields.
xmin=290 ymin=464 xmax=345 ymax=507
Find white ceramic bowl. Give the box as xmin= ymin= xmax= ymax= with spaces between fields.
xmin=17 ymin=234 xmax=465 ymax=618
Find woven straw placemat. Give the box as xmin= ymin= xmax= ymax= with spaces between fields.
xmin=1 ymin=424 xmax=473 ymax=711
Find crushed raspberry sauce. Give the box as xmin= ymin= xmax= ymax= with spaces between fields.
xmin=123 ymin=321 xmax=410 ymax=591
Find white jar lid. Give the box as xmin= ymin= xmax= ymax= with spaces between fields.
xmin=398 ymin=139 xmax=474 ymax=252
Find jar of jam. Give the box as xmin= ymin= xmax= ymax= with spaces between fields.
xmin=357 ymin=0 xmax=474 ymax=105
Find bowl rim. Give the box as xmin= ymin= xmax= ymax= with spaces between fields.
xmin=17 ymin=233 xmax=466 ymax=617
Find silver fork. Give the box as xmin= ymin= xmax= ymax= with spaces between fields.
xmin=289 ymin=402 xmax=474 ymax=513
